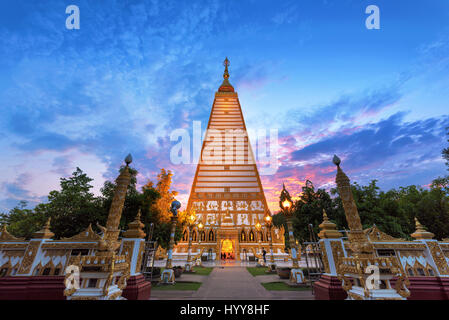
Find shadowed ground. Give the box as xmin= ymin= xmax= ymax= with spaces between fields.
xmin=150 ymin=266 xmax=314 ymax=300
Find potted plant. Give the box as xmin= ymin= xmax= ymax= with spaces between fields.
xmin=276 ymin=267 xmax=291 ymax=279
xmin=173 ymin=266 xmax=183 ymax=278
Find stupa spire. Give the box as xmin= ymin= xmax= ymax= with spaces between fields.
xmin=218 ymin=57 xmax=234 ymax=92
xmin=411 ymin=217 xmax=434 ymax=240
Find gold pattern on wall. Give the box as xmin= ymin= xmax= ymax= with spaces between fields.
xmin=427 ymin=242 xmax=449 ymax=275
xmin=0 ymin=243 xmax=28 ymax=249
xmin=17 ymin=241 xmax=41 ymax=274
xmin=0 ymin=260 xmax=20 ymax=276
xmin=320 ymin=243 xmax=330 ymax=273
xmin=121 ymin=241 xmax=134 ymax=266
xmin=135 ymin=241 xmax=145 ymax=274
xmin=43 ymin=249 xmax=69 ymax=257
xmin=2 ymin=249 xmax=25 ymax=258
xmin=330 ymin=241 xmax=345 ymax=265
xmin=374 ymin=243 xmax=426 ymax=250
xmin=42 ymin=242 xmax=97 ymax=249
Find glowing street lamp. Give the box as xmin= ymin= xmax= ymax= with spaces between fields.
xmin=185 ymin=209 xmax=197 ymax=272
xmin=161 ymin=200 xmax=181 ymax=284
xmin=166 ymin=200 xmax=181 ymax=269
xmin=264 ymin=212 xmax=276 ymax=272
xmin=280 ymin=184 xmax=299 ymax=269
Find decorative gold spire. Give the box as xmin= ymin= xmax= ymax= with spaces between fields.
xmin=98 ymin=155 xmax=133 ymax=254
xmin=411 ymin=217 xmax=434 ymax=240
xmin=318 ymin=209 xmax=343 ymax=239
xmin=33 ymin=217 xmax=54 ymax=239
xmin=333 ymin=155 xmax=374 ymax=257
xmin=123 ymin=208 xmax=146 ymax=239
xmin=218 ymin=57 xmax=234 ymax=92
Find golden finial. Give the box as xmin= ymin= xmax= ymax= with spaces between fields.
xmin=323 ymin=209 xmax=329 ymax=221
xmin=45 ymin=217 xmax=51 ymax=229
xmin=218 ymin=57 xmax=234 ymax=92
xmin=33 ymin=217 xmax=54 ymax=239
xmin=411 ymin=217 xmax=434 ymax=240
xmin=123 ymin=208 xmax=146 ymax=239
xmin=318 ymin=209 xmax=342 ymax=239
xmin=223 ymin=57 xmax=230 ymax=79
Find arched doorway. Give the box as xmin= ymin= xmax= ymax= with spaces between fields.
xmin=221 ymin=239 xmax=235 ymax=260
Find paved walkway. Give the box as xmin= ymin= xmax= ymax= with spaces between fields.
xmin=151 ymin=267 xmax=314 ymax=300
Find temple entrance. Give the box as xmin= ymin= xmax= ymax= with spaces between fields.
xmin=220 ymin=239 xmax=235 ymax=260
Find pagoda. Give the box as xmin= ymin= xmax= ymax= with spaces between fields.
xmin=173 ymin=58 xmax=286 ymax=262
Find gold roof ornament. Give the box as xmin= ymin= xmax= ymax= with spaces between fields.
xmin=364 ymin=224 xmax=404 ymax=242
xmin=33 ymin=217 xmax=55 ymax=239
xmin=60 ymin=224 xmax=101 ymax=242
xmin=0 ymin=224 xmax=25 ymax=241
xmin=411 ymin=217 xmax=434 ymax=240
xmin=123 ymin=209 xmax=146 ymax=239
xmin=218 ymin=57 xmax=235 ymax=92
xmin=318 ymin=209 xmax=343 ymax=239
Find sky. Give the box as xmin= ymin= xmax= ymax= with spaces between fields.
xmin=0 ymin=0 xmax=448 ymax=213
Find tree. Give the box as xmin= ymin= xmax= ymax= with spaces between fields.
xmin=442 ymin=126 xmax=449 ymax=170
xmin=293 ymin=180 xmax=344 ymax=243
xmin=0 ymin=201 xmax=47 ymax=239
xmin=417 ymin=185 xmax=449 ymax=240
xmin=37 ymin=167 xmax=106 ymax=239
xmin=144 ymin=169 xmax=184 ymax=250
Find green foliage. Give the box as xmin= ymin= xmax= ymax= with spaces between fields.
xmin=443 ymin=126 xmax=449 ymax=170
xmin=1 ymin=168 xmax=106 ymax=239
xmin=1 ymin=166 xmax=184 ymax=244
xmin=152 ymin=281 xmax=202 ymax=291
xmin=246 ymin=267 xmax=269 ymax=276
xmin=0 ymin=201 xmax=46 ymax=239
xmin=191 ymin=266 xmax=213 ymax=275
xmin=261 ymin=282 xmax=311 ymax=291
xmin=273 ymin=178 xmax=449 ymax=247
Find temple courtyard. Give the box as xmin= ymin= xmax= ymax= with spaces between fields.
xmin=151 ymin=265 xmax=314 ymax=300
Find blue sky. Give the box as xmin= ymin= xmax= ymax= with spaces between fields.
xmin=0 ymin=0 xmax=448 ymax=212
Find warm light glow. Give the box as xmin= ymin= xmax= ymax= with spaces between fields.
xmin=264 ymin=214 xmax=272 ymax=227
xmin=255 ymin=222 xmax=261 ymax=230
xmin=198 ymin=222 xmax=204 ymax=230
xmin=188 ymin=211 xmax=197 ymax=225
xmin=282 ymin=199 xmax=292 ymax=209
xmin=221 ymin=239 xmax=234 ymax=254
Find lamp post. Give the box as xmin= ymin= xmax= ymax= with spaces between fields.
xmin=197 ymin=219 xmax=204 ymax=265
xmin=255 ymin=220 xmax=262 ymax=257
xmin=264 ymin=213 xmax=276 ymax=272
xmin=166 ymin=200 xmax=181 ymax=269
xmin=185 ymin=210 xmax=197 ymax=272
xmin=279 ymin=184 xmax=299 ymax=269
